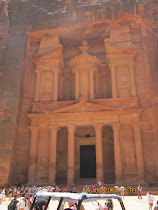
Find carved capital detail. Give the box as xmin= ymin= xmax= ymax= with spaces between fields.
xmin=111 ymin=123 xmax=121 ymax=132
xmin=93 ymin=123 xmax=103 ymax=132
xmin=132 ymin=122 xmax=142 ymax=132
xmin=29 ymin=126 xmax=39 ymax=133
xmin=49 ymin=125 xmax=60 ymax=132
xmin=67 ymin=124 xmax=77 ymax=133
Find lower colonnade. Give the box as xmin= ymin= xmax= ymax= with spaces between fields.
xmin=27 ymin=121 xmax=145 ymax=185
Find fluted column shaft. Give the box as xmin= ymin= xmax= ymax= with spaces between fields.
xmin=112 ymin=123 xmax=122 ymax=184
xmin=75 ymin=71 xmax=80 ymax=100
xmin=109 ymin=64 xmax=117 ymax=98
xmin=28 ymin=126 xmax=39 ymax=184
xmin=129 ymin=63 xmax=137 ymax=97
xmin=34 ymin=71 xmax=41 ymax=102
xmin=90 ymin=70 xmax=94 ymax=99
xmin=94 ymin=123 xmax=103 ymax=183
xmin=48 ymin=125 xmax=60 ymax=185
xmin=132 ymin=122 xmax=145 ymax=182
xmin=53 ymin=71 xmax=59 ymax=101
xmin=67 ymin=125 xmax=76 ymax=185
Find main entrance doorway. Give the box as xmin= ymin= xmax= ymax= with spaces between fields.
xmin=80 ymin=145 xmax=96 ymax=178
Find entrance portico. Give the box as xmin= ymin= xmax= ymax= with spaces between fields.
xmin=28 ymin=99 xmax=145 ymax=185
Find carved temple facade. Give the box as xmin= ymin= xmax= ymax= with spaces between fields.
xmin=1 ymin=0 xmax=158 ymax=187
xmin=27 ymin=32 xmax=146 ymax=185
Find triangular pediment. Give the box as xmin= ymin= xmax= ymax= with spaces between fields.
xmin=49 ymin=100 xmax=119 ymax=114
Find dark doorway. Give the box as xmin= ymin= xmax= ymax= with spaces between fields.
xmin=80 ymin=145 xmax=96 ymax=178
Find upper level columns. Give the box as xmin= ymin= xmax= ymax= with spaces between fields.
xmin=109 ymin=64 xmax=117 ymax=98
xmin=132 ymin=122 xmax=145 ymax=182
xmin=49 ymin=125 xmax=60 ymax=185
xmin=90 ymin=70 xmax=94 ymax=99
xmin=28 ymin=126 xmax=39 ymax=184
xmin=75 ymin=71 xmax=80 ymax=100
xmin=93 ymin=123 xmax=104 ymax=183
xmin=129 ymin=63 xmax=137 ymax=97
xmin=67 ymin=124 xmax=76 ymax=185
xmin=53 ymin=71 xmax=59 ymax=101
xmin=111 ymin=123 xmax=122 ymax=184
xmin=34 ymin=70 xmax=41 ymax=102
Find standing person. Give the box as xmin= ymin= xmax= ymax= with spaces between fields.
xmin=147 ymin=192 xmax=155 ymax=210
xmin=18 ymin=193 xmax=32 ymax=210
xmin=120 ymin=186 xmax=125 ymax=199
xmin=138 ymin=185 xmax=142 ymax=199
xmin=154 ymin=200 xmax=158 ymax=210
xmin=8 ymin=187 xmax=12 ymax=201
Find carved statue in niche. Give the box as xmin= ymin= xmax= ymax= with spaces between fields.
xmin=37 ymin=156 xmax=49 ymax=169
xmin=0 ymin=0 xmax=8 ymax=18
xmin=79 ymin=40 xmax=89 ymax=55
xmin=41 ymin=77 xmax=52 ymax=101
xmin=123 ymin=152 xmax=136 ymax=169
xmin=120 ymin=74 xmax=128 ymax=88
xmin=80 ymin=81 xmax=89 ymax=100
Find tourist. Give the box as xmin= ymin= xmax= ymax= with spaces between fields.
xmin=18 ymin=192 xmax=32 ymax=210
xmin=8 ymin=197 xmax=19 ymax=210
xmin=8 ymin=187 xmax=12 ymax=200
xmin=146 ymin=192 xmax=155 ymax=210
xmin=120 ymin=185 xmax=125 ymax=199
xmin=154 ymin=200 xmax=158 ymax=210
xmin=106 ymin=199 xmax=113 ymax=210
xmin=98 ymin=181 xmax=101 ymax=188
xmin=32 ymin=197 xmax=47 ymax=210
xmin=138 ymin=185 xmax=142 ymax=199
xmin=0 ymin=192 xmax=3 ymax=205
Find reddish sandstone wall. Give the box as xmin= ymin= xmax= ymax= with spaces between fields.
xmin=0 ymin=0 xmax=158 ymax=186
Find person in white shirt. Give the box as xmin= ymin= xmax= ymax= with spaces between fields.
xmin=18 ymin=193 xmax=32 ymax=210
xmin=147 ymin=192 xmax=155 ymax=210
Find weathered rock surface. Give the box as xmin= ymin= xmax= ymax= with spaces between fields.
xmin=0 ymin=0 xmax=158 ymax=186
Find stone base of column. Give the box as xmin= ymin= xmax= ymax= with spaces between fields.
xmin=48 ymin=182 xmax=56 ymax=186
xmin=115 ymin=179 xmax=123 ymax=185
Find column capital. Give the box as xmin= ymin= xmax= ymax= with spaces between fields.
xmin=93 ymin=123 xmax=103 ymax=131
xmin=129 ymin=63 xmax=135 ymax=68
xmin=67 ymin=124 xmax=77 ymax=132
xmin=35 ymin=70 xmax=42 ymax=74
xmin=29 ymin=126 xmax=39 ymax=132
xmin=109 ymin=64 xmax=116 ymax=69
xmin=132 ymin=122 xmax=142 ymax=130
xmin=111 ymin=123 xmax=121 ymax=131
xmin=49 ymin=125 xmax=60 ymax=132
xmin=39 ymin=123 xmax=48 ymax=128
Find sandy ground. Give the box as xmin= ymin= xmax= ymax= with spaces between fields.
xmin=0 ymin=195 xmax=158 ymax=210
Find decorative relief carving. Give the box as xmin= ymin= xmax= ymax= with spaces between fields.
xmin=79 ymin=40 xmax=89 ymax=55
xmin=123 ymin=152 xmax=136 ymax=169
xmin=37 ymin=156 xmax=49 ymax=169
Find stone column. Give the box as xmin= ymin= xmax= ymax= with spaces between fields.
xmin=109 ymin=64 xmax=117 ymax=98
xmin=129 ymin=63 xmax=137 ymax=97
xmin=48 ymin=125 xmax=60 ymax=185
xmin=90 ymin=70 xmax=94 ymax=99
xmin=112 ymin=123 xmax=122 ymax=184
xmin=132 ymin=122 xmax=145 ymax=182
xmin=93 ymin=123 xmax=103 ymax=183
xmin=75 ymin=71 xmax=80 ymax=100
xmin=34 ymin=70 xmax=41 ymax=102
xmin=28 ymin=126 xmax=39 ymax=184
xmin=53 ymin=71 xmax=59 ymax=101
xmin=67 ymin=124 xmax=76 ymax=185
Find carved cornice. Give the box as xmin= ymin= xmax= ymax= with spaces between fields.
xmin=69 ymin=55 xmax=101 ymax=73
xmin=104 ymin=38 xmax=137 ymax=56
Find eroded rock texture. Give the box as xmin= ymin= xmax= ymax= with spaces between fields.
xmin=0 ymin=0 xmax=158 ymax=186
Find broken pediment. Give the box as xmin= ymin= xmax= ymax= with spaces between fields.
xmin=46 ymin=100 xmax=121 ymax=114
xmin=32 ymin=44 xmax=63 ymax=63
xmin=104 ymin=38 xmax=137 ymax=56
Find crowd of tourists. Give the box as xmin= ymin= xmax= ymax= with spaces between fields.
xmin=0 ymin=184 xmax=158 ymax=209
